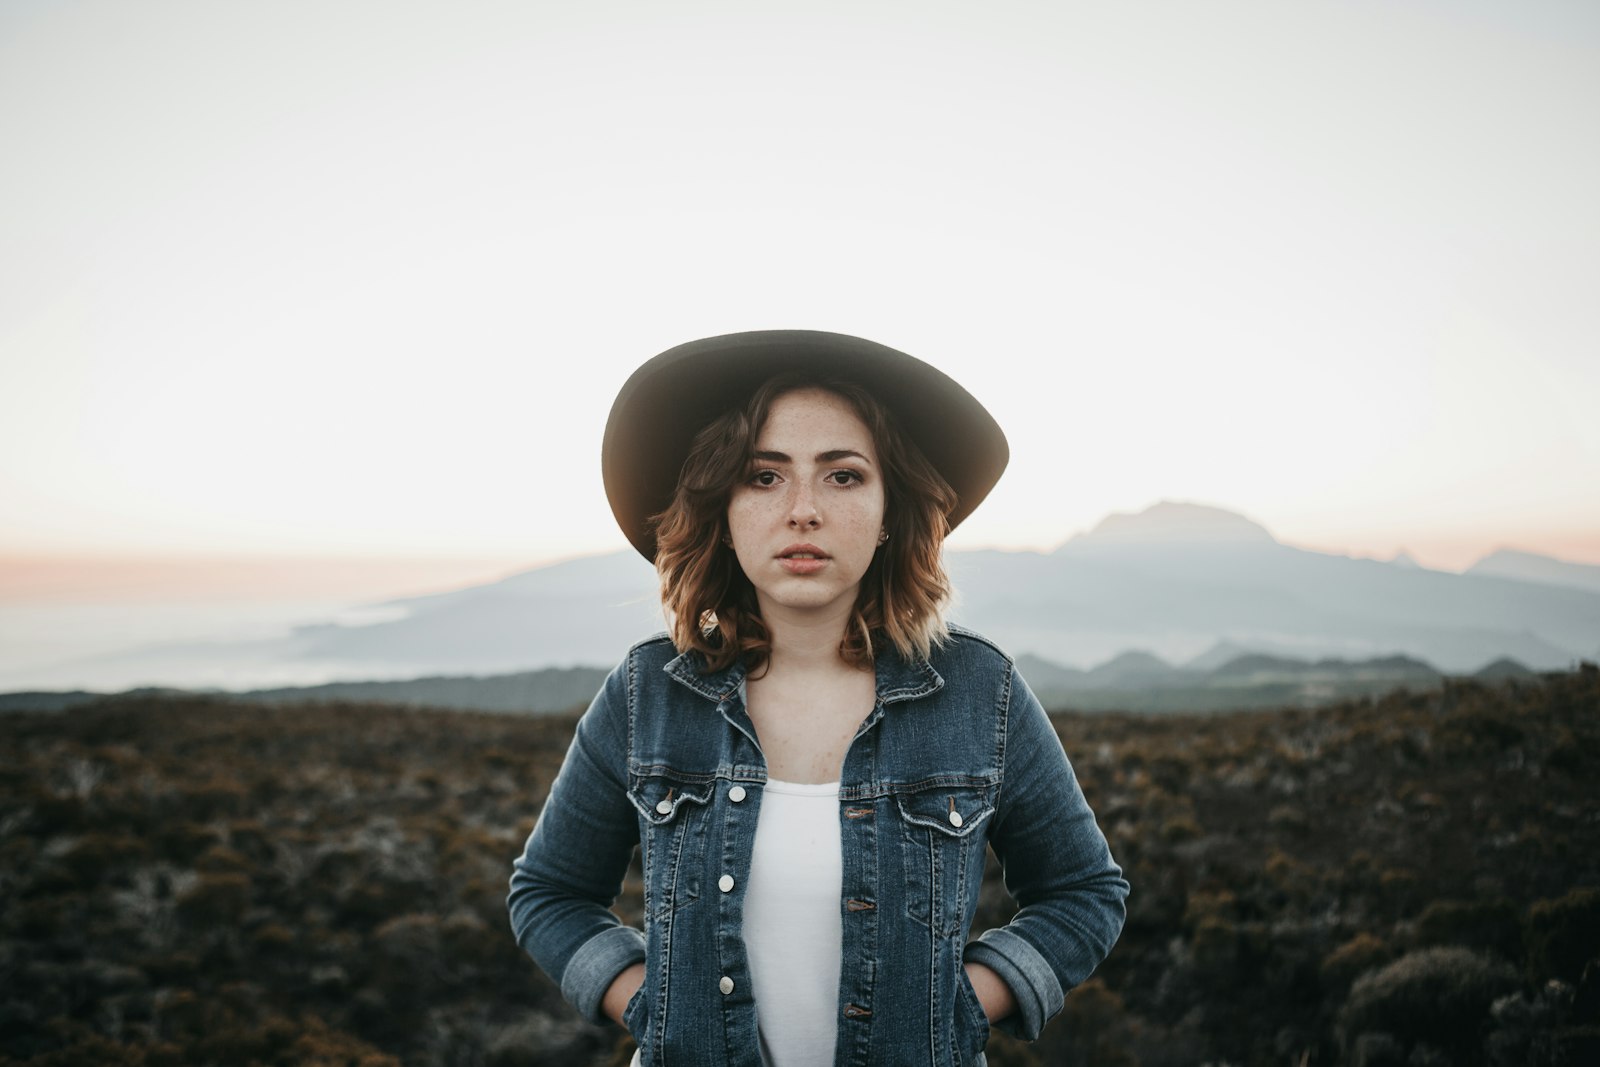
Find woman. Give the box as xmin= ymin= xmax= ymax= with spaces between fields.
xmin=509 ymin=331 xmax=1127 ymax=1066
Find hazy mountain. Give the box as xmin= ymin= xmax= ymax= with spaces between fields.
xmin=1083 ymin=650 xmax=1187 ymax=688
xmin=1013 ymin=653 xmax=1087 ymax=691
xmin=236 ymin=664 xmax=610 ymax=714
xmin=288 ymin=550 xmax=662 ymax=675
xmin=0 ymin=667 xmax=612 ymax=715
xmin=20 ymin=501 xmax=1600 ymax=691
xmin=1474 ymin=656 xmax=1537 ymax=681
xmin=946 ymin=502 xmax=1599 ymax=672
xmin=0 ymin=686 xmax=187 ymax=713
xmin=1205 ymin=653 xmax=1440 ymax=687
xmin=1069 ymin=500 xmax=1278 ymax=546
xmin=1182 ymin=640 xmax=1260 ymax=672
xmin=1014 ymin=649 xmax=1451 ymax=712
xmin=0 ymin=649 xmax=1471 ymax=716
xmin=1465 ymin=548 xmax=1600 ymax=595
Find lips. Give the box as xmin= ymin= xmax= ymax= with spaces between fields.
xmin=777 ymin=543 xmax=830 ymax=574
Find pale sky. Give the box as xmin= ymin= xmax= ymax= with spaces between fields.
xmin=3 ymin=0 xmax=1597 ymax=581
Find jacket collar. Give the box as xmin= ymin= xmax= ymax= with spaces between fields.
xmin=663 ymin=643 xmax=944 ymax=707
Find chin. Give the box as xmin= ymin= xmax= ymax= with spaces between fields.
xmin=758 ymin=582 xmax=861 ymax=616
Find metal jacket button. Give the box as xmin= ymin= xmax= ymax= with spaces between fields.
xmin=656 ymin=799 xmax=672 ymax=815
xmin=718 ymin=874 xmax=735 ymax=893
xmin=719 ymin=976 xmax=734 ymax=995
xmin=729 ymin=785 xmax=746 ymax=802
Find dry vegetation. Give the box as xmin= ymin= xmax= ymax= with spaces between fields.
xmin=1 ymin=666 xmax=1597 ymax=1066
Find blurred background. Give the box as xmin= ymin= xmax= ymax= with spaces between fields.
xmin=2 ymin=3 xmax=1598 ymax=1066
xmin=2 ymin=0 xmax=1597 ymax=695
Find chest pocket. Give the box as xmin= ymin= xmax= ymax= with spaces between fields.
xmin=627 ymin=772 xmax=714 ymax=918
xmin=895 ymin=784 xmax=995 ymax=937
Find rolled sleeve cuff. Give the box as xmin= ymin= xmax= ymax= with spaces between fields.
xmin=964 ymin=929 xmax=1064 ymax=1042
xmin=561 ymin=926 xmax=646 ymax=1024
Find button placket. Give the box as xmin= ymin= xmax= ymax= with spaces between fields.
xmin=723 ymin=785 xmax=743 ymax=895
xmin=718 ymin=781 xmax=747 ymax=1008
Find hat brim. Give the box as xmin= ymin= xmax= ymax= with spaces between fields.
xmin=603 ymin=330 xmax=1009 ymax=561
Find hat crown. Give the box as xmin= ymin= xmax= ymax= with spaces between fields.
xmin=603 ymin=330 xmax=1008 ymax=560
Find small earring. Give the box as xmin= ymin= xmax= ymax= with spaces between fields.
xmin=722 ymin=534 xmax=733 ymax=547
xmin=877 ymin=529 xmax=889 ymax=544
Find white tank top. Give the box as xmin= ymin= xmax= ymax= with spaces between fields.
xmin=744 ymin=778 xmax=843 ymax=1067
xmin=629 ymin=779 xmax=843 ymax=1067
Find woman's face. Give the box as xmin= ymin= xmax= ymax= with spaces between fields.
xmin=726 ymin=387 xmax=887 ymax=624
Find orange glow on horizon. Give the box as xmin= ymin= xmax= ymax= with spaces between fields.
xmin=1282 ymin=532 xmax=1600 ymax=574
xmin=3 ymin=525 xmax=1597 ymax=608
xmin=0 ymin=554 xmax=535 ymax=604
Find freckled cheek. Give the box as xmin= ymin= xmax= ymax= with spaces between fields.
xmin=729 ymin=496 xmax=780 ymax=525
xmin=726 ymin=499 xmax=783 ymax=543
xmin=839 ymin=513 xmax=875 ymax=536
xmin=838 ymin=499 xmax=886 ymax=547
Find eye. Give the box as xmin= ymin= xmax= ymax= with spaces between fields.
xmin=825 ymin=469 xmax=863 ymax=486
xmin=749 ymin=469 xmax=781 ymax=487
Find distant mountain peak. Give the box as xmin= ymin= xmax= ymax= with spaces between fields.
xmin=1096 ymin=649 xmax=1174 ymax=671
xmin=1084 ymin=648 xmax=1180 ymax=687
xmin=1465 ymin=547 xmax=1600 ymax=595
xmin=1062 ymin=500 xmax=1277 ymax=550
xmin=1389 ymin=549 xmax=1421 ymax=568
xmin=1184 ymin=640 xmax=1262 ymax=671
xmin=1474 ymin=656 xmax=1535 ymax=680
xmin=1474 ymin=547 xmax=1551 ymax=567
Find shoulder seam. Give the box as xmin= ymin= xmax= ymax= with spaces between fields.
xmin=942 ymin=624 xmax=1015 ymax=668
xmin=626 ymin=631 xmax=675 ymax=654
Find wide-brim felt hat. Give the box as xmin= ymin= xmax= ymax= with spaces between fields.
xmin=603 ymin=329 xmax=1009 ymax=561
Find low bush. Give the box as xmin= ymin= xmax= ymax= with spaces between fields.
xmin=1525 ymin=887 xmax=1600 ymax=985
xmin=1339 ymin=946 xmax=1521 ymax=1064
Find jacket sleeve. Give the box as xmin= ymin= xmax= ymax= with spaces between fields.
xmin=507 ymin=658 xmax=645 ymax=1024
xmin=962 ymin=665 xmax=1129 ymax=1041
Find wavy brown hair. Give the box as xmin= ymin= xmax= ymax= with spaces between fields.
xmin=651 ymin=375 xmax=957 ymax=674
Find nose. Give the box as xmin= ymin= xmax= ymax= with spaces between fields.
xmin=787 ymin=483 xmax=820 ymax=529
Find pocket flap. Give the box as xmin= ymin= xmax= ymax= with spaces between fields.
xmin=894 ymin=785 xmax=994 ymax=838
xmin=628 ymin=773 xmax=714 ymax=825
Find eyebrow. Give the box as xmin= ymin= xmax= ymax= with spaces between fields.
xmin=751 ymin=449 xmax=874 ymax=465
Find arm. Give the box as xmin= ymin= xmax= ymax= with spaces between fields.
xmin=963 ymin=665 xmax=1129 ymax=1040
xmin=507 ymin=660 xmax=646 ymax=1025
xmin=601 ymin=962 xmax=646 ymax=1025
xmin=964 ymin=960 xmax=1017 ymax=1022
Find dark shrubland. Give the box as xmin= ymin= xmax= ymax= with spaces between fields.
xmin=0 ymin=665 xmax=1595 ymax=1065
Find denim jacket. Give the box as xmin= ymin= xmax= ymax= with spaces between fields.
xmin=508 ymin=627 xmax=1128 ymax=1066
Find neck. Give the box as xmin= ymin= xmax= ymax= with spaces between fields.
xmin=758 ymin=600 xmax=862 ymax=675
